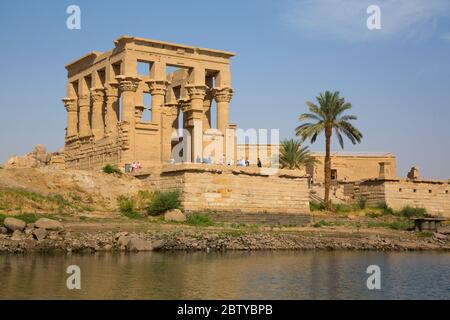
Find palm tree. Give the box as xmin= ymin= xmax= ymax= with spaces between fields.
xmin=296 ymin=91 xmax=362 ymax=209
xmin=279 ymin=139 xmax=316 ymax=170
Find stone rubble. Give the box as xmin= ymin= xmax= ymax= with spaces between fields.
xmin=0 ymin=222 xmax=449 ymax=254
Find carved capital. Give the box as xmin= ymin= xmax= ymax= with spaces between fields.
xmin=62 ymin=97 xmax=77 ymax=112
xmin=135 ymin=105 xmax=145 ymax=120
xmin=185 ymin=84 xmax=207 ymax=100
xmin=78 ymin=94 xmax=90 ymax=107
xmin=213 ymin=87 xmax=233 ymax=103
xmin=105 ymin=82 xmax=119 ymax=98
xmin=90 ymin=88 xmax=105 ymax=103
xmin=178 ymin=99 xmax=191 ymax=113
xmin=146 ymin=79 xmax=170 ymax=96
xmin=116 ymin=75 xmax=141 ymax=92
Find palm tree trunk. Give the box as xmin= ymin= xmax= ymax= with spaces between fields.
xmin=324 ymin=126 xmax=332 ymax=209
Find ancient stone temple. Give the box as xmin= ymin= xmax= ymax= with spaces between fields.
xmin=63 ymin=36 xmax=235 ymax=170
xmin=62 ymin=36 xmax=312 ymax=220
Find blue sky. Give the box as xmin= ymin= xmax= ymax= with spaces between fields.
xmin=0 ymin=0 xmax=449 ymax=179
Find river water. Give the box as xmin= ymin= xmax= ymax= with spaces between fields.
xmin=0 ymin=251 xmax=448 ymax=299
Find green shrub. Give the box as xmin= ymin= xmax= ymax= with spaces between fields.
xmin=14 ymin=213 xmax=38 ymax=224
xmin=117 ymin=196 xmax=136 ymax=216
xmin=310 ymin=201 xmax=325 ymax=211
xmin=146 ymin=189 xmax=181 ymax=216
xmin=123 ymin=211 xmax=141 ymax=219
xmin=0 ymin=213 xmax=5 ymax=226
xmin=357 ymin=196 xmax=367 ymax=210
xmin=332 ymin=203 xmax=354 ymax=213
xmin=375 ymin=202 xmax=394 ymax=215
xmin=103 ymin=164 xmax=122 ymax=175
xmin=185 ymin=214 xmax=214 ymax=227
xmin=398 ymin=206 xmax=426 ymax=218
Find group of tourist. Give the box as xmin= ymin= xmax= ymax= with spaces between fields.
xmin=131 ymin=161 xmax=142 ymax=172
xmin=168 ymin=156 xmax=262 ymax=168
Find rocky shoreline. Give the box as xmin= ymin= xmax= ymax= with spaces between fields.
xmin=1 ymin=228 xmax=449 ymax=254
xmin=1 ymin=216 xmax=449 ymax=254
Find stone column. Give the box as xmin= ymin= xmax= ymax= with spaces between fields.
xmin=161 ymin=103 xmax=179 ymax=163
xmin=147 ymin=80 xmax=169 ymax=124
xmin=214 ymin=87 xmax=233 ymax=162
xmin=116 ymin=75 xmax=141 ymax=165
xmin=78 ymin=94 xmax=92 ymax=138
xmin=105 ymin=82 xmax=119 ymax=136
xmin=116 ymin=75 xmax=141 ymax=124
xmin=203 ymin=91 xmax=212 ymax=130
xmin=90 ymin=88 xmax=105 ymax=140
xmin=186 ymin=85 xmax=206 ymax=162
xmin=213 ymin=87 xmax=233 ymax=135
xmin=62 ymin=97 xmax=78 ymax=138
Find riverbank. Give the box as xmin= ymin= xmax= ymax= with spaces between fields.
xmin=1 ymin=219 xmax=449 ymax=254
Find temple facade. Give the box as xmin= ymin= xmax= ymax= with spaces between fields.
xmin=63 ymin=36 xmax=236 ymax=170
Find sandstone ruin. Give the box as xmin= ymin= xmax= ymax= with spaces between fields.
xmin=307 ymin=152 xmax=396 ymax=183
xmin=63 ymin=36 xmax=235 ymax=170
xmin=61 ymin=36 xmax=310 ymax=218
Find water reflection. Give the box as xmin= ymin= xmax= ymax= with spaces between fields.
xmin=0 ymin=251 xmax=448 ymax=299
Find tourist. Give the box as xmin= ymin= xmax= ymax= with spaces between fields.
xmin=237 ymin=157 xmax=245 ymax=166
xmin=219 ymin=154 xmax=225 ymax=165
xmin=257 ymin=158 xmax=262 ymax=168
xmin=228 ymin=159 xmax=234 ymax=166
xmin=136 ymin=161 xmax=142 ymax=170
xmin=245 ymin=158 xmax=250 ymax=167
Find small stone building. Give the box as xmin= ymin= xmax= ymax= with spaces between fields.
xmin=357 ymin=179 xmax=450 ymax=217
xmin=307 ymin=152 xmax=396 ymax=183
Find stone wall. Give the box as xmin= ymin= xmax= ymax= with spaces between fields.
xmin=308 ymin=153 xmax=396 ymax=183
xmin=142 ymin=164 xmax=311 ymax=219
xmin=358 ymin=179 xmax=450 ymax=217
xmin=64 ymin=137 xmax=122 ymax=170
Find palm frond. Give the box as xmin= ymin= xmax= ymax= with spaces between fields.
xmin=279 ymin=139 xmax=317 ymax=169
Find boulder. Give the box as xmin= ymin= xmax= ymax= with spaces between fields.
xmin=0 ymin=227 xmax=8 ymax=234
xmin=11 ymin=230 xmax=23 ymax=241
xmin=164 ymin=209 xmax=186 ymax=222
xmin=126 ymin=237 xmax=154 ymax=252
xmin=100 ymin=244 xmax=113 ymax=251
xmin=33 ymin=228 xmax=48 ymax=241
xmin=35 ymin=218 xmax=64 ymax=231
xmin=117 ymin=235 xmax=133 ymax=249
xmin=117 ymin=234 xmax=158 ymax=252
xmin=433 ymin=232 xmax=447 ymax=240
xmin=151 ymin=239 xmax=165 ymax=251
xmin=4 ymin=217 xmax=26 ymax=232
